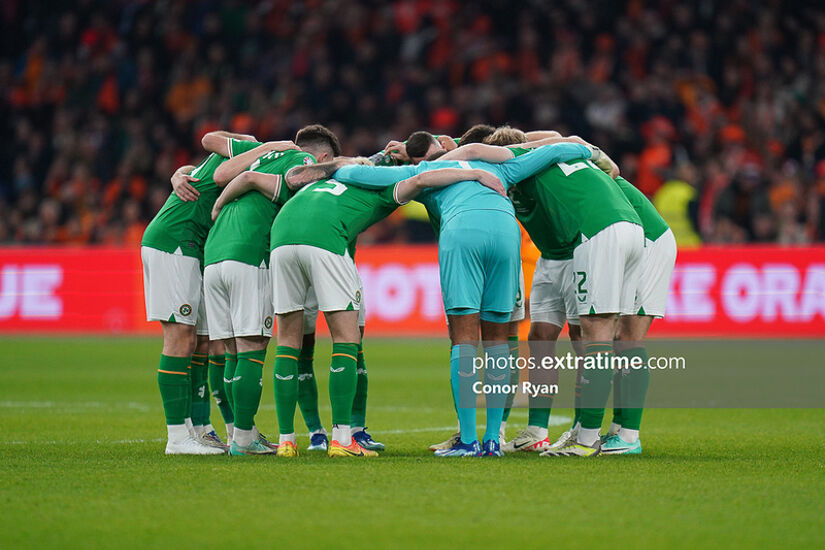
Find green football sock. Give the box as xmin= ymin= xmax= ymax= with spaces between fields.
xmin=296 ymin=343 xmax=322 ymax=432
xmin=612 ymin=369 xmax=624 ymax=427
xmin=578 ymin=341 xmax=614 ymax=430
xmin=573 ymin=370 xmax=582 ymax=427
xmin=232 ymin=349 xmax=266 ymax=431
xmin=502 ymin=336 xmax=520 ymax=422
xmin=189 ymin=353 xmax=209 ymax=426
xmin=209 ymin=355 xmax=233 ymax=424
xmin=351 ymin=344 xmax=368 ymax=428
xmin=329 ymin=343 xmax=358 ymax=426
xmin=528 ymin=406 xmax=551 ymax=429
xmin=527 ymin=338 xmax=553 ymax=428
xmin=157 ymin=355 xmax=191 ymax=425
xmin=185 ymin=363 xmax=192 ymax=420
xmin=223 ymin=352 xmax=237 ymax=414
xmin=571 ymin=337 xmax=584 ymax=427
xmin=618 ymin=347 xmax=650 ymax=430
xmin=274 ymin=346 xmax=300 ymax=434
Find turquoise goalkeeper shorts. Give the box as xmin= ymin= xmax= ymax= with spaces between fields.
xmin=438 ymin=209 xmax=520 ymax=323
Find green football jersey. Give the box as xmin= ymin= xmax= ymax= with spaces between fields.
xmin=270 ymin=179 xmax=401 ymax=255
xmin=141 ymin=139 xmax=260 ymax=262
xmin=509 ymin=176 xmax=579 ymax=260
xmin=204 ymin=149 xmax=314 ymax=267
xmin=614 ymin=176 xmax=669 ymax=241
xmin=509 ymin=148 xmax=641 ymax=251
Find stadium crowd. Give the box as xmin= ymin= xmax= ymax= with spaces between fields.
xmin=2 ymin=0 xmax=825 ymax=246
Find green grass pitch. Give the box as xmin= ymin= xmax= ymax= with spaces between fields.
xmin=1 ymin=337 xmax=823 ymax=549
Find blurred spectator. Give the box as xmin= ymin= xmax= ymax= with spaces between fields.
xmin=1 ymin=0 xmax=824 ymax=245
xmin=654 ymin=164 xmax=701 ymax=248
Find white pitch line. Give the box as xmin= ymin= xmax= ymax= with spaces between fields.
xmin=0 ymin=401 xmax=151 ymax=412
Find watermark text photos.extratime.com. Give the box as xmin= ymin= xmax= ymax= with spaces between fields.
xmin=471 ymin=352 xmax=687 ymax=375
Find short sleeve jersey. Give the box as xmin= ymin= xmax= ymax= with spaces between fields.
xmin=614 ymin=176 xmax=669 ymax=241
xmin=509 ymin=147 xmax=641 ymax=244
xmin=204 ymin=149 xmax=315 ymax=267
xmin=141 ymin=139 xmax=260 ymax=263
xmin=270 ymin=179 xmax=401 ymax=256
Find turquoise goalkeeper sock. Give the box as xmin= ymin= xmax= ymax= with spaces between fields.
xmin=483 ymin=343 xmax=509 ymax=443
xmin=450 ymin=344 xmax=477 ymax=444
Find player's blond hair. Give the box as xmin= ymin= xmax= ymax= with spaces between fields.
xmin=484 ymin=126 xmax=527 ymax=146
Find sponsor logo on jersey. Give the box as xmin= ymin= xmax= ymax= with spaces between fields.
xmin=179 ymin=304 xmax=192 ymax=316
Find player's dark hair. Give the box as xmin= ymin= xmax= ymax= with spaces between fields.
xmin=406 ymin=131 xmax=437 ymax=159
xmin=295 ymin=124 xmax=342 ymax=157
xmin=426 ymin=150 xmax=448 ymax=161
xmin=458 ymin=124 xmax=495 ymax=146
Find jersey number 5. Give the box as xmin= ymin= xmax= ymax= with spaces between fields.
xmin=313 ymin=179 xmax=347 ymax=196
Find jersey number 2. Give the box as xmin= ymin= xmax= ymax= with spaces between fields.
xmin=558 ymin=160 xmax=598 ymax=176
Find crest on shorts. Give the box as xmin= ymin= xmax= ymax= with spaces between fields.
xmin=355 ymin=290 xmax=361 ymax=304
xmin=179 ymin=304 xmax=192 ymax=316
xmin=264 ymin=316 xmax=273 ymax=329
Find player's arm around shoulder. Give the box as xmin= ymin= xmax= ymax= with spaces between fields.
xmin=211 ymin=170 xmax=283 ymax=221
xmin=439 ymin=143 xmax=515 ymax=163
xmin=394 ymin=168 xmax=505 ymax=204
xmin=170 ymin=164 xmax=199 ymax=202
xmin=498 ymin=141 xmax=614 ymax=184
xmin=201 ymin=130 xmax=258 ymax=157
xmin=284 ymin=157 xmax=372 ymax=191
xmin=213 ymin=140 xmax=298 ymax=186
xmin=332 ymin=160 xmax=416 ymax=189
xmin=518 ymin=134 xmax=621 ymax=179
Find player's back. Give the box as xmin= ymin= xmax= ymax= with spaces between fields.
xmin=614 ymin=176 xmax=669 ymax=241
xmin=531 ymin=158 xmax=641 ymax=240
xmin=270 ymin=178 xmax=398 ymax=256
xmin=142 ymin=153 xmax=225 ymax=260
xmin=415 ymin=159 xmax=514 ymax=227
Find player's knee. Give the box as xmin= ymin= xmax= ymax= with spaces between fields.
xmin=162 ymin=323 xmax=197 ymax=356
xmin=528 ymin=322 xmax=562 ymax=342
xmin=568 ymin=323 xmax=582 ymax=341
xmin=208 ymin=339 xmax=225 ymax=356
xmin=194 ymin=335 xmax=210 ymax=355
xmin=235 ymin=335 xmax=269 ymax=353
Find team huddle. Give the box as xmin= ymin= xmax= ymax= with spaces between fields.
xmin=140 ymin=122 xmax=676 ymax=458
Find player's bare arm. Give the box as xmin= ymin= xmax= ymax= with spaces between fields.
xmin=213 ymin=141 xmax=299 ymax=186
xmin=517 ymin=134 xmax=620 ymax=178
xmin=201 ymin=130 xmax=258 ymax=157
xmin=436 ymin=135 xmax=458 ymax=152
xmin=395 ymin=168 xmax=505 ymax=204
xmin=284 ymin=157 xmax=372 ymax=190
xmin=384 ymin=140 xmax=411 ymax=163
xmin=170 ymin=164 xmax=199 ymax=202
xmin=524 ymin=130 xmax=562 ymax=140
xmin=440 ymin=143 xmax=516 ymax=162
xmin=210 ymin=171 xmax=284 ymax=221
